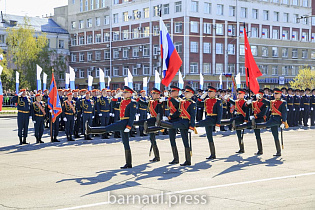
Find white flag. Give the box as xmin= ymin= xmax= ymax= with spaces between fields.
xmin=88 ymin=75 xmax=93 ymax=87
xmin=0 ymin=65 xmax=3 ymax=76
xmin=36 ymin=64 xmax=42 ymax=80
xmin=124 ymin=77 xmax=128 ymax=86
xmin=69 ymin=66 xmax=75 ymax=82
xmin=99 ymin=68 xmax=105 ymax=83
xmin=16 ymin=71 xmax=19 ymax=84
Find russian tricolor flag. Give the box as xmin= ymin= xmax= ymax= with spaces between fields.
xmin=0 ymin=65 xmax=3 ymax=111
xmin=240 ymin=30 xmax=243 ymax=34
xmin=262 ymin=32 xmax=266 ymax=35
xmin=282 ymin=34 xmax=285 ymax=37
xmin=228 ymin=28 xmax=232 ymax=33
xmin=292 ymin=34 xmax=295 ymax=38
xmin=312 ymin=36 xmax=314 ymax=40
xmin=160 ymin=18 xmax=182 ymax=87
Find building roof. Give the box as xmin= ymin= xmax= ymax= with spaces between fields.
xmin=2 ymin=14 xmax=68 ymax=34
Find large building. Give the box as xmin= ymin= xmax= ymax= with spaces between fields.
xmin=54 ymin=0 xmax=315 ymax=91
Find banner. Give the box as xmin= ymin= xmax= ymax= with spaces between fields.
xmin=43 ymin=73 xmax=47 ymax=91
xmin=36 ymin=64 xmax=42 ymax=91
xmin=99 ymin=68 xmax=105 ymax=90
xmin=200 ymin=72 xmax=204 ymax=90
xmin=178 ymin=71 xmax=184 ymax=89
xmin=107 ymin=76 xmax=111 ymax=89
xmin=88 ymin=75 xmax=93 ymax=91
xmin=127 ymin=69 xmax=133 ymax=89
xmin=155 ymin=70 xmax=161 ymax=90
xmin=65 ymin=73 xmax=70 ymax=89
xmin=143 ymin=77 xmax=148 ymax=93
xmin=16 ymin=71 xmax=19 ymax=95
xmin=69 ymin=66 xmax=75 ymax=90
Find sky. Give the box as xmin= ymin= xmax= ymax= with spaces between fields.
xmin=0 ymin=0 xmax=68 ymax=17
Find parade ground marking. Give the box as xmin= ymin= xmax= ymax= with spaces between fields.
xmin=58 ymin=172 xmax=315 ymax=210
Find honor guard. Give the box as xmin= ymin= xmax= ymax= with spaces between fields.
xmin=31 ymin=94 xmax=46 ymax=144
xmin=12 ymin=89 xmax=31 ymax=145
xmin=62 ymin=92 xmax=76 ymax=141
xmin=195 ymin=86 xmax=223 ymax=159
xmin=42 ymin=89 xmax=50 ymax=128
xmin=311 ymin=89 xmax=315 ymax=126
xmin=252 ymin=88 xmax=287 ymax=156
xmin=111 ymin=89 xmax=122 ymax=138
xmin=86 ymin=86 xmax=137 ymax=169
xmin=301 ymin=88 xmax=311 ymax=126
xmin=220 ymin=89 xmax=228 ymax=131
xmin=196 ymin=89 xmax=205 ymax=122
xmin=75 ymin=89 xmax=86 ymax=137
xmin=81 ymin=91 xmax=95 ymax=140
xmin=293 ymin=89 xmax=301 ymax=127
xmin=58 ymin=89 xmax=65 ymax=131
xmin=138 ymin=90 xmax=149 ymax=136
xmin=97 ymin=88 xmax=111 ymax=139
xmin=286 ymin=88 xmax=294 ymax=127
xmin=92 ymin=89 xmax=100 ymax=127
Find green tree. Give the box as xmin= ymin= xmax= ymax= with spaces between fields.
xmin=0 ymin=49 xmax=14 ymax=90
xmin=289 ymin=67 xmax=315 ymax=89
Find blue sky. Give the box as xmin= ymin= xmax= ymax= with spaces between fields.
xmin=0 ymin=0 xmax=68 ymax=17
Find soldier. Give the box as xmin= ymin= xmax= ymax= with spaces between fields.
xmin=219 ymin=89 xmax=228 ymax=131
xmin=293 ymin=89 xmax=301 ymax=127
xmin=253 ymin=88 xmax=287 ymax=156
xmin=11 ymin=89 xmax=31 ymax=145
xmin=137 ymin=90 xmax=149 ymax=136
xmin=111 ymin=89 xmax=122 ymax=138
xmin=30 ymin=93 xmax=46 ymax=143
xmin=301 ymin=88 xmax=311 ymax=127
xmin=92 ymin=89 xmax=100 ymax=128
xmin=81 ymin=91 xmax=95 ymax=140
xmin=42 ymin=89 xmax=50 ymax=128
xmin=195 ymin=86 xmax=222 ymax=159
xmin=97 ymin=88 xmax=111 ymax=139
xmin=221 ymin=89 xmax=249 ymax=153
xmin=311 ymin=89 xmax=315 ymax=127
xmin=196 ymin=89 xmax=205 ymax=122
xmin=62 ymin=92 xmax=76 ymax=141
xmin=154 ymin=86 xmax=196 ymax=166
xmin=86 ymin=86 xmax=137 ymax=169
xmin=133 ymin=88 xmax=163 ymax=162
xmin=75 ymin=89 xmax=86 ymax=137
xmin=58 ymin=89 xmax=65 ymax=131
xmin=286 ymin=88 xmax=295 ymax=127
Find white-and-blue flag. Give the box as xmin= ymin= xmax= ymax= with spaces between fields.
xmin=127 ymin=69 xmax=133 ymax=89
xmin=99 ymin=68 xmax=105 ymax=90
xmin=43 ymin=73 xmax=47 ymax=91
xmin=143 ymin=77 xmax=148 ymax=93
xmin=155 ymin=70 xmax=161 ymax=90
xmin=16 ymin=71 xmax=19 ymax=95
xmin=69 ymin=66 xmax=75 ymax=90
xmin=107 ymin=76 xmax=111 ymax=89
xmin=200 ymin=72 xmax=204 ymax=90
xmin=88 ymin=75 xmax=93 ymax=91
xmin=124 ymin=77 xmax=128 ymax=86
xmin=65 ymin=73 xmax=70 ymax=89
xmin=36 ymin=64 xmax=42 ymax=91
xmin=236 ymin=72 xmax=241 ymax=88
xmin=178 ymin=71 xmax=184 ymax=89
xmin=219 ymin=73 xmax=223 ymax=89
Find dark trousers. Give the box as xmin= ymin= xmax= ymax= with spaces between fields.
xmin=311 ymin=108 xmax=315 ymax=126
xmin=196 ymin=116 xmax=217 ymax=143
xmin=82 ymin=113 xmax=93 ymax=135
xmin=104 ymin=119 xmax=131 ymax=150
xmin=74 ymin=112 xmax=82 ymax=135
xmin=65 ymin=115 xmax=75 ymax=136
xmin=168 ymin=118 xmax=180 ymax=147
xmin=34 ymin=117 xmax=44 ymax=139
xmin=303 ymin=107 xmax=310 ymax=126
xmin=17 ymin=112 xmax=29 ymax=138
xmin=169 ymin=119 xmax=190 ymax=148
xmin=196 ymin=107 xmax=203 ymax=121
xmin=51 ymin=116 xmax=60 ymax=137
xmin=100 ymin=113 xmax=110 ymax=126
xmin=256 ymin=115 xmax=281 ymax=143
xmin=139 ymin=109 xmax=147 ymax=133
xmin=294 ymin=106 xmax=300 ymax=126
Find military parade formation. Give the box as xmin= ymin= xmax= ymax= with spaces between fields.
xmin=12 ymin=85 xmax=315 ymax=169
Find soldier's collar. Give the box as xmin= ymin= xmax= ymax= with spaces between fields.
xmin=125 ymin=97 xmax=131 ymax=100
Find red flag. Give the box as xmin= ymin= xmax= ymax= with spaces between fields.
xmin=244 ymin=27 xmax=262 ymax=94
xmin=48 ymin=73 xmax=62 ymax=123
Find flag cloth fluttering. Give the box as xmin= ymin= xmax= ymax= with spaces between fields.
xmin=48 ymin=73 xmax=62 ymax=123
xmin=69 ymin=66 xmax=76 ymax=90
xmin=99 ymin=68 xmax=105 ymax=90
xmin=154 ymin=70 xmax=161 ymax=90
xmin=36 ymin=64 xmax=42 ymax=91
xmin=178 ymin=71 xmax=184 ymax=89
xmin=200 ymin=73 xmax=204 ymax=90
xmin=160 ymin=18 xmax=182 ymax=87
xmin=43 ymin=73 xmax=47 ymax=91
xmin=15 ymin=71 xmax=19 ymax=95
xmin=244 ymin=27 xmax=262 ymax=94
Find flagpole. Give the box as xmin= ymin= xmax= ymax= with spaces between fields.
xmin=50 ymin=69 xmax=53 ymax=142
xmin=244 ymin=22 xmax=251 ymax=100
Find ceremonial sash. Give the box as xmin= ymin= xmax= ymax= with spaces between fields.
xmin=168 ymin=99 xmax=177 ymax=114
xmin=236 ymin=100 xmax=246 ymax=117
xmin=180 ymin=101 xmax=191 ymax=120
xmin=149 ymin=100 xmax=158 ymax=117
xmin=271 ymin=101 xmax=282 ymax=116
xmin=66 ymin=100 xmax=76 ymax=113
xmin=35 ymin=101 xmax=46 ymax=116
xmin=253 ymin=102 xmax=263 ymax=119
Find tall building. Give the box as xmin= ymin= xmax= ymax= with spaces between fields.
xmin=55 ymin=0 xmax=315 ymax=90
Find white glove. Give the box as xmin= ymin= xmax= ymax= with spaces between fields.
xmin=159 ymin=97 xmax=166 ymax=102
xmin=287 ymin=109 xmax=289 ymax=112
xmin=311 ymin=107 xmax=314 ymax=111
xmin=301 ymin=108 xmax=304 ymax=111
xmin=49 ymin=110 xmax=52 ymax=113
xmin=33 ymin=121 xmax=36 ymax=124
xmin=256 ymin=94 xmax=262 ymax=99
xmin=18 ymin=92 xmax=23 ymax=96
xmin=74 ymin=117 xmax=77 ymax=120
xmin=124 ymin=128 xmax=130 ymax=133
xmin=246 ymin=99 xmax=252 ymax=105
xmin=201 ymin=92 xmax=208 ymax=99
xmin=280 ymin=123 xmax=285 ymax=129
xmin=215 ymin=126 xmax=220 ymax=132
xmin=224 ymin=94 xmax=230 ymax=100
xmin=136 ymin=113 xmax=140 ymax=117
xmin=164 ymin=91 xmax=169 ymax=97
xmin=115 ymin=92 xmax=122 ymax=98
xmin=99 ymin=113 xmax=102 ymax=116
xmin=63 ymin=117 xmax=67 ymax=122
xmin=163 ymin=116 xmax=168 ymax=121
xmin=293 ymin=108 xmax=295 ymax=111
xmin=147 ymin=113 xmax=150 ymax=118
xmin=29 ymin=116 xmax=32 ymax=119
xmin=112 ymin=113 xmax=115 ymax=117
xmin=249 ymin=116 xmax=255 ymax=120
xmin=92 ymin=116 xmax=95 ymax=119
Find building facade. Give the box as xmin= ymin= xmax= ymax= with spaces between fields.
xmin=57 ymin=0 xmax=315 ymax=91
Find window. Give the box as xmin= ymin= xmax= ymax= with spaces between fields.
xmin=143 ymin=27 xmax=150 ymax=37
xmin=122 ymin=30 xmax=129 ymax=40
xmin=227 ymin=64 xmax=235 ymax=74
xmin=190 ymin=21 xmax=198 ymax=33
xmin=204 ymin=23 xmax=211 ymax=34
xmin=251 ymin=27 xmax=258 ymax=38
xmin=104 ymin=50 xmax=110 ymax=59
xmin=163 ymin=4 xmax=169 ymax=14
xmin=143 ymin=65 xmax=150 ymax=75
xmin=190 ymin=62 xmax=198 ymax=73
xmin=282 ymin=66 xmax=288 ymax=75
xmin=215 ymin=63 xmax=223 ymax=74
xmin=228 ymin=25 xmax=236 ymax=36
xmin=79 ymin=53 xmax=84 ymax=61
xmin=143 ymin=45 xmax=149 ymax=56
xmin=71 ymin=21 xmax=76 ymax=29
xmin=144 ymin=7 xmax=149 ymax=18
xmin=262 ymin=47 xmax=268 ymax=57
xmin=175 ymin=22 xmax=182 ymax=33
xmin=216 ymin=43 xmax=223 ymax=54
xmin=133 ymin=28 xmax=139 ymax=39
xmin=95 ymin=17 xmax=100 ymax=27
xmin=203 ymin=42 xmax=211 ymax=54
xmin=292 ymin=0 xmax=298 ymax=5
xmin=241 ymin=7 xmax=247 ymax=18
xmin=153 ymin=25 xmax=159 ymax=36
xmin=203 ymin=63 xmax=211 ymax=74
xmin=175 ymin=1 xmax=182 ymax=13
xmin=95 ymin=34 xmax=101 ymax=43
xmin=113 ymin=0 xmax=119 ymax=4
xmin=282 ymin=30 xmax=289 ymax=40
xmin=302 ymin=0 xmax=308 ymax=7
xmin=123 ymin=12 xmax=129 ymax=22
xmin=283 ymin=13 xmax=289 ymax=22
xmin=190 ymin=42 xmax=198 ymax=53
xmin=113 ymin=31 xmax=119 ymax=41
xmin=153 ymin=5 xmax=160 ymax=17
xmin=302 ymin=50 xmax=308 ymax=58
xmin=87 ymin=35 xmax=92 ymax=44
xmin=102 ymin=0 xmax=105 ymax=7
xmin=123 ymin=66 xmax=129 ymax=76
xmin=204 ymin=2 xmax=211 ymax=14
xmin=216 ymin=23 xmax=223 ymax=35
xmin=228 ymin=44 xmax=235 ymax=55
xmin=175 ymin=42 xmax=182 ymax=53
xmin=292 ymin=66 xmax=298 ymax=76
xmin=113 ymin=13 xmax=118 ymax=23
xmin=251 ymin=46 xmax=258 ymax=56
xmin=282 ymin=0 xmax=288 ymax=4
xmin=272 ymin=47 xmax=278 ymax=57
xmin=272 ymin=29 xmax=279 ymax=39
xmin=165 ymin=23 xmax=171 ymax=32
xmin=87 ymin=52 xmax=92 ymax=61
xmin=95 ymin=51 xmax=101 ymax=60
xmin=292 ymin=31 xmax=298 ymax=41
xmin=113 ymin=49 xmax=119 ymax=59
xmin=273 ymin=0 xmax=279 ymax=3
xmin=87 ymin=18 xmax=92 ymax=27
xmin=95 ymin=0 xmax=99 ymax=8
xmin=104 ymin=32 xmax=110 ymax=42
xmin=239 ymin=64 xmax=245 ymax=75
xmin=71 ymin=53 xmax=77 ymax=62
xmin=312 ymin=17 xmax=315 ymax=26
xmin=272 ymin=66 xmax=278 ymax=75
xmin=113 ymin=67 xmax=119 ymax=76
xmin=302 ymin=32 xmax=308 ymax=42
xmin=90 ymin=0 xmax=93 ymax=10
xmin=79 ymin=69 xmax=84 ymax=78
xmin=282 ymin=48 xmax=288 ymax=57
xmin=262 ymin=28 xmax=269 ymax=38
xmin=217 ymin=4 xmax=223 ymax=15
xmin=292 ymin=48 xmax=298 ymax=58
xmin=132 ymin=67 xmax=138 ymax=75
xmin=133 ymin=47 xmax=139 ymax=57
xmin=263 ymin=10 xmax=269 ymax=21
xmin=293 ymin=14 xmax=299 ymax=23
xmin=252 ymin=9 xmax=258 ymax=19
xmin=79 ymin=36 xmax=85 ymax=45
xmin=79 ymin=20 xmax=84 ymax=29
xmin=153 ymin=45 xmax=159 ymax=55
xmin=85 ymin=0 xmax=88 ymax=11
xmin=71 ymin=36 xmax=77 ymax=46
xmin=191 ymin=1 xmax=198 ymax=12
xmin=274 ymin=12 xmax=279 ymax=22
xmin=261 ymin=65 xmax=268 ymax=75
xmin=58 ymin=40 xmax=64 ymax=49
xmin=123 ymin=48 xmax=129 ymax=58
xmin=229 ymin=6 xmax=235 ymax=17
xmin=104 ymin=16 xmax=109 ymax=25
xmin=312 ymin=33 xmax=315 ymax=42
xmin=80 ymin=0 xmax=83 ymax=12
xmin=240 ymin=45 xmax=245 ymax=55
xmin=311 ymin=51 xmax=315 ymax=59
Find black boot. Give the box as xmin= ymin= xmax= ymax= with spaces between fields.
xmin=87 ymin=135 xmax=93 ymax=140
xmin=220 ymin=119 xmax=232 ymax=126
xmin=68 ymin=135 xmax=75 ymax=141
xmin=129 ymin=131 xmax=135 ymax=137
xmin=39 ymin=138 xmax=44 ymax=143
xmin=180 ymin=148 xmax=191 ymax=166
xmin=273 ymin=139 xmax=281 ymax=156
xmin=169 ymin=146 xmax=179 ymax=164
xmin=206 ymin=142 xmax=216 ymax=159
xmin=19 ymin=137 xmax=23 ymax=145
xmin=121 ymin=150 xmax=132 ymax=169
xmin=66 ymin=135 xmax=70 ymax=141
xmin=160 ymin=121 xmax=173 ymax=129
xmin=236 ymin=138 xmax=245 ymax=153
xmin=150 ymin=145 xmax=160 ymax=162
xmin=255 ymin=138 xmax=263 ymax=155
xmin=155 ymin=113 xmax=161 ymax=126
xmin=53 ymin=136 xmax=60 ymax=142
xmin=144 ymin=121 xmax=162 ymax=134
xmin=36 ymin=137 xmax=39 ymax=144
xmin=22 ymin=137 xmax=28 ymax=144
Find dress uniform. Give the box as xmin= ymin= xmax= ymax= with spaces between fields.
xmin=286 ymin=88 xmax=295 ymax=127
xmin=58 ymin=89 xmax=65 ymax=131
xmin=196 ymin=89 xmax=205 ymax=122
xmin=97 ymin=88 xmax=111 ymax=139
xmin=301 ymin=88 xmax=311 ymax=126
xmin=75 ymin=89 xmax=86 ymax=137
xmin=92 ymin=89 xmax=100 ymax=127
xmin=310 ymin=89 xmax=315 ymax=126
xmin=293 ymin=89 xmax=301 ymax=127
xmin=81 ymin=91 xmax=95 ymax=140
xmin=138 ymin=90 xmax=149 ymax=136
xmin=195 ymin=86 xmax=223 ymax=159
xmin=62 ymin=92 xmax=76 ymax=141
xmin=253 ymin=88 xmax=287 ymax=156
xmin=11 ymin=89 xmax=31 ymax=145
xmin=111 ymin=90 xmax=122 ymax=138
xmin=31 ymin=94 xmax=46 ymax=143
xmin=42 ymin=90 xmax=50 ymax=128
xmin=134 ymin=88 xmax=163 ymax=162
xmin=86 ymin=86 xmax=137 ymax=169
